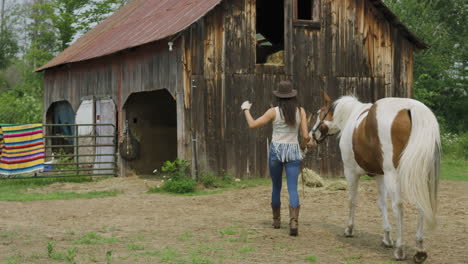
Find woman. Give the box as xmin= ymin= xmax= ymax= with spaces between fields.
xmin=241 ymin=80 xmax=313 ymax=236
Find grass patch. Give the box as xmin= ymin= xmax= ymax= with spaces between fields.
xmin=139 ymin=250 xmax=160 ymax=256
xmin=73 ymin=232 xmax=119 ymax=245
xmin=344 ymin=255 xmax=362 ymax=264
xmin=127 ymin=243 xmax=146 ymax=250
xmin=305 ymin=255 xmax=318 ymax=262
xmin=159 ymin=246 xmax=179 ymax=262
xmin=149 ymin=158 xmax=269 ymax=196
xmin=441 ymin=158 xmax=468 ymax=181
xmin=0 ymin=176 xmax=120 ymax=201
xmin=0 ymin=232 xmax=17 ymax=238
xmin=219 ymin=227 xmax=238 ymax=236
xmin=189 ymin=244 xmax=223 ymax=256
xmin=239 ymin=246 xmax=256 ymax=253
xmin=0 ymin=189 xmax=120 ymax=201
xmin=178 ymin=231 xmax=194 ymax=241
xmin=148 ymin=177 xmax=270 ymax=196
xmin=440 ymin=132 xmax=467 ymax=181
xmin=191 ymin=256 xmax=214 ymax=264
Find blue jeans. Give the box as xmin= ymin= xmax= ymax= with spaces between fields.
xmin=269 ymin=146 xmax=301 ymax=209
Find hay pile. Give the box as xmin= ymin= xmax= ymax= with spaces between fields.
xmin=298 ymin=168 xmax=348 ymax=191
xmin=299 ymin=168 xmax=324 ymax=187
xmin=325 ymin=181 xmax=347 ymax=191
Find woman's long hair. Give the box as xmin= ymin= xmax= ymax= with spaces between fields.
xmin=277 ymin=97 xmax=299 ymax=126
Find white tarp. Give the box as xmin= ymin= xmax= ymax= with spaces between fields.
xmin=76 ymin=99 xmax=95 ymax=164
xmin=94 ymin=99 xmax=116 ymax=175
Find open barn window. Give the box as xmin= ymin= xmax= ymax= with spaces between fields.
xmin=256 ymin=0 xmax=284 ymax=65
xmin=293 ymin=0 xmax=320 ymax=28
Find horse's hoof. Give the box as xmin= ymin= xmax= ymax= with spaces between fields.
xmin=344 ymin=226 xmax=354 ymax=237
xmin=413 ymin=251 xmax=428 ymax=264
xmin=381 ymin=239 xmax=394 ymax=248
xmin=394 ymin=247 xmax=406 ymax=260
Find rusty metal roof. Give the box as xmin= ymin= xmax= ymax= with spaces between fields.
xmin=35 ymin=0 xmax=222 ymax=71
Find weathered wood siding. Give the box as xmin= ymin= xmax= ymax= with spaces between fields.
xmin=43 ymin=0 xmax=417 ymax=179
xmin=43 ymin=41 xmax=187 ymax=164
xmin=292 ymin=0 xmax=414 ymax=177
xmin=182 ymin=0 xmax=416 ymax=178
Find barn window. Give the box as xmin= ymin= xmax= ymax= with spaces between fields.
xmin=256 ymin=0 xmax=284 ymax=65
xmin=293 ymin=0 xmax=320 ymax=28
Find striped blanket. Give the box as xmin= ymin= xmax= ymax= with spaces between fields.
xmin=0 ymin=124 xmax=45 ymax=175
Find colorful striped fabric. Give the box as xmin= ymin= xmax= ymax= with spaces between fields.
xmin=0 ymin=124 xmax=45 ymax=175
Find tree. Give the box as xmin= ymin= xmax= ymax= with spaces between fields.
xmin=76 ymin=0 xmax=128 ymax=34
xmin=384 ymin=0 xmax=467 ymax=133
xmin=0 ymin=0 xmax=129 ymax=124
xmin=0 ymin=0 xmax=19 ymax=70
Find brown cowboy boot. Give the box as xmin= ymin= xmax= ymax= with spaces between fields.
xmin=289 ymin=205 xmax=300 ymax=236
xmin=272 ymin=205 xmax=281 ymax=229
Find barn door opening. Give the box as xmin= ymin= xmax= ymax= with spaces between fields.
xmin=45 ymin=101 xmax=75 ymax=153
xmin=256 ymin=0 xmax=284 ymax=64
xmin=124 ymin=89 xmax=177 ymax=174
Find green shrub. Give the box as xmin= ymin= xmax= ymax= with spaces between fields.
xmin=199 ymin=172 xmax=217 ymax=188
xmin=161 ymin=158 xmax=191 ymax=181
xmin=441 ymin=132 xmax=468 ymax=159
xmin=221 ymin=171 xmax=234 ymax=184
xmin=153 ymin=159 xmax=196 ymax=194
xmin=162 ymin=179 xmax=196 ymax=194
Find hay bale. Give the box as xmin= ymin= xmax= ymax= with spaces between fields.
xmin=265 ymin=50 xmax=284 ymax=65
xmin=325 ymin=181 xmax=348 ymax=191
xmin=299 ymin=168 xmax=324 ymax=188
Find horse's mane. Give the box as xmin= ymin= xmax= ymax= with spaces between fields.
xmin=332 ymin=96 xmax=370 ymax=133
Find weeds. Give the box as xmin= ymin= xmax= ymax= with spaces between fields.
xmin=344 ymin=255 xmax=362 ymax=264
xmin=148 ymin=159 xmax=196 ymax=194
xmin=159 ymin=246 xmax=179 ymax=262
xmin=73 ymin=232 xmax=119 ymax=245
xmin=199 ymin=171 xmax=218 ymax=188
xmin=239 ymin=246 xmax=256 ymax=253
xmin=305 ymin=255 xmax=318 ymax=262
xmin=178 ymin=231 xmax=194 ymax=241
xmin=127 ymin=243 xmax=146 ymax=250
xmin=46 ymin=241 xmax=77 ymax=263
xmin=191 ymin=256 xmax=214 ymax=264
xmin=106 ymin=250 xmax=112 ymax=264
xmin=47 ymin=241 xmax=55 ymax=258
xmin=219 ymin=226 xmax=238 ymax=236
xmin=65 ymin=247 xmax=77 ymax=264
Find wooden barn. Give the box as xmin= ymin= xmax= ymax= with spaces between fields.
xmin=36 ymin=0 xmax=427 ymax=178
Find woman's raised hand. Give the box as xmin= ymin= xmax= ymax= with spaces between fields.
xmin=241 ymin=101 xmax=252 ymax=111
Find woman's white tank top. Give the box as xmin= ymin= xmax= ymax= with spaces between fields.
xmin=271 ymin=107 xmax=303 ymax=161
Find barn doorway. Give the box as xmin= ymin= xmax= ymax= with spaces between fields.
xmin=256 ymin=0 xmax=284 ymax=64
xmin=45 ymin=101 xmax=75 ymax=153
xmin=123 ymin=89 xmax=177 ymax=174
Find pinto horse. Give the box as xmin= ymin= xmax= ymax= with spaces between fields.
xmin=310 ymin=93 xmax=440 ymax=263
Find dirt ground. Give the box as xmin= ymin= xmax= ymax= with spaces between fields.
xmin=0 ymin=176 xmax=466 ymax=264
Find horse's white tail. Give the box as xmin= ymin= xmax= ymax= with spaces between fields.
xmin=398 ymin=103 xmax=441 ymax=229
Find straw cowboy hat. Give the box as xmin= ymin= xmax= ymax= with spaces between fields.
xmin=273 ymin=80 xmax=297 ymax=98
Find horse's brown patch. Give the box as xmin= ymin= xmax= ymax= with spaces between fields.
xmin=391 ymin=109 xmax=411 ymax=168
xmin=352 ymin=105 xmax=384 ymax=175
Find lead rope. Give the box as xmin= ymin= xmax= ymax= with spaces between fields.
xmin=300 ymin=112 xmax=314 ymax=199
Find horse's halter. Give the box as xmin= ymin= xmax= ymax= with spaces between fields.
xmin=312 ymin=104 xmax=334 ymax=143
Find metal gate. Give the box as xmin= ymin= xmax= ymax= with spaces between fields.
xmin=40 ymin=123 xmax=118 ymax=178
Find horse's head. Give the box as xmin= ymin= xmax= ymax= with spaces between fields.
xmin=310 ymin=91 xmax=340 ymax=143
